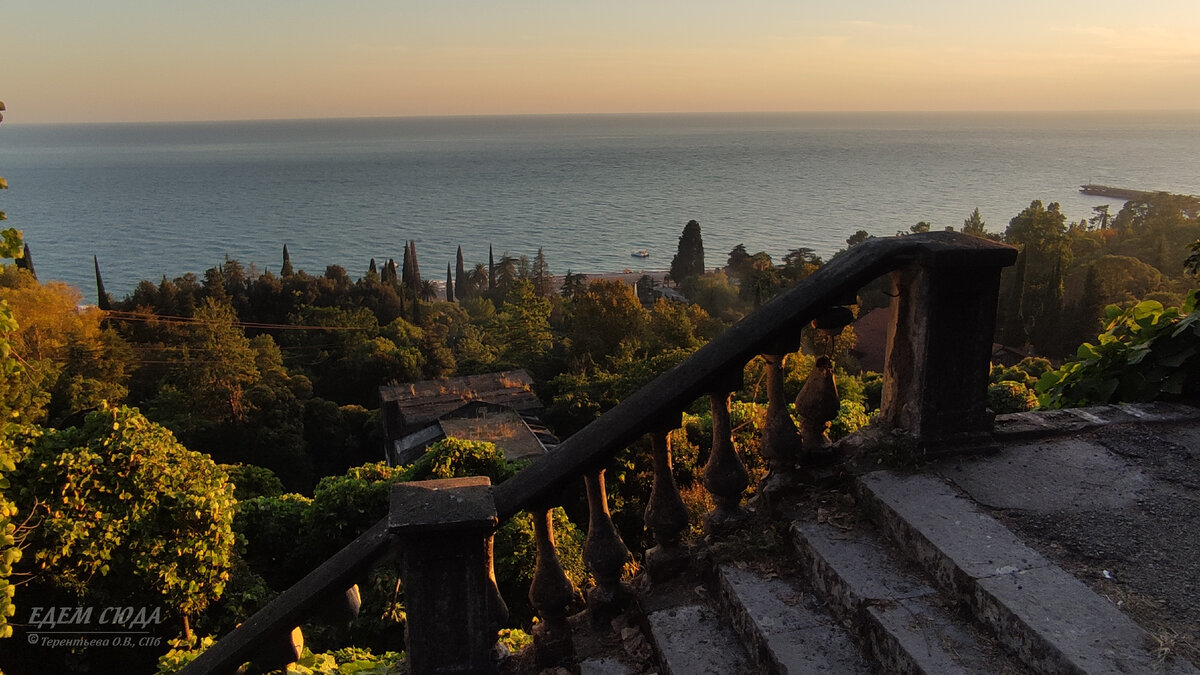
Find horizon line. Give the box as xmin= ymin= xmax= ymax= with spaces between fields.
xmin=9 ymin=108 xmax=1200 ymax=127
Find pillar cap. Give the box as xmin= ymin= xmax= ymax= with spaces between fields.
xmin=389 ymin=476 xmax=497 ymax=533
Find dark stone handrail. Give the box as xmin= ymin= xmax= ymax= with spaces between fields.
xmin=182 ymin=231 xmax=1016 ymax=674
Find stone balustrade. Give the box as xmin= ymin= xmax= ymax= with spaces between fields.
xmin=182 ymin=232 xmax=1016 ymax=674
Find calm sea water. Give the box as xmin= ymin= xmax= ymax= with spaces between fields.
xmin=2 ymin=112 xmax=1198 ymax=297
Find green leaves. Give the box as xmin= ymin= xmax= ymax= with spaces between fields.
xmin=12 ymin=404 xmax=236 ymax=622
xmin=1038 ymin=290 xmax=1200 ymax=408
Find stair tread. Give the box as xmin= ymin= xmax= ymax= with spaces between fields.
xmin=645 ymin=603 xmax=754 ymax=675
xmin=717 ymin=563 xmax=871 ymax=674
xmin=794 ymin=520 xmax=1017 ymax=674
xmin=860 ymin=470 xmax=1199 ymax=675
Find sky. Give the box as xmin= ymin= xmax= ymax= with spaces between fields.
xmin=4 ymin=1 xmax=1200 ymax=123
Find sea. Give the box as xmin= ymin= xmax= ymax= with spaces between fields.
xmin=1 ymin=111 xmax=1198 ymax=298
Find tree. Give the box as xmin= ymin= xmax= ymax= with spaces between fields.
xmin=781 ymin=248 xmax=822 ymax=284
xmin=0 ymin=217 xmax=28 ymax=641
xmin=669 ymin=220 xmax=705 ymax=283
xmin=419 ymin=278 xmax=439 ymax=302
xmin=488 ymin=245 xmax=496 ymax=291
xmin=494 ymin=254 xmax=518 ymax=297
xmin=281 ymin=244 xmax=294 ymax=277
xmin=846 ymin=230 xmax=872 ymax=248
xmin=12 ymin=405 xmax=236 ymax=640
xmin=560 ymin=271 xmax=589 ymax=302
xmin=446 ymin=264 xmax=454 ymax=302
xmin=455 ymin=246 xmax=467 ymax=301
xmin=469 ymin=263 xmax=489 ymax=296
xmin=145 ymin=297 xmax=260 ymax=444
xmin=531 ymin=247 xmax=554 ymax=297
xmin=963 ymin=208 xmax=987 ymax=236
xmin=94 ymin=255 xmax=112 ymax=310
xmin=570 ymin=279 xmax=649 ymax=365
xmin=1002 ymin=200 xmax=1073 ymax=354
xmin=493 ymin=279 xmax=553 ymax=369
xmin=406 ymin=240 xmax=421 ymax=290
xmin=726 ymin=244 xmax=752 ymax=281
xmin=909 ymin=221 xmax=931 ymax=234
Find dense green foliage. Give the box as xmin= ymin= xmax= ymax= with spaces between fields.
xmin=997 ymin=194 xmax=1200 ymax=356
xmin=1037 ymin=292 xmax=1200 ymax=408
xmin=13 ymin=405 xmax=236 ymax=623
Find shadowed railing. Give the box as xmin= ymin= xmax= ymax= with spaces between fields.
xmin=182 ymin=232 xmax=1016 ymax=674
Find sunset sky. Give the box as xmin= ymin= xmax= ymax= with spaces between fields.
xmin=5 ymin=1 xmax=1200 ymax=123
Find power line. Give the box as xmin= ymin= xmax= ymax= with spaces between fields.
xmin=102 ymin=310 xmax=375 ymax=332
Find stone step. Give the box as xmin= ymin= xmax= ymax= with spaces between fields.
xmin=714 ymin=563 xmax=871 ymax=674
xmin=792 ymin=519 xmax=1023 ymax=674
xmin=858 ymin=470 xmax=1199 ymax=675
xmin=644 ymin=603 xmax=754 ymax=675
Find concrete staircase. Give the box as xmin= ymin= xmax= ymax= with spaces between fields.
xmin=583 ymin=469 xmax=1199 ymax=674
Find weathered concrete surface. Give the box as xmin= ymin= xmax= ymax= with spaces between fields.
xmin=938 ymin=437 xmax=1148 ymax=512
xmin=933 ymin=408 xmax=1200 ymax=671
xmin=644 ymin=604 xmax=753 ymax=675
xmin=793 ymin=520 xmax=1020 ymax=674
xmin=860 ymin=469 xmax=1199 ymax=674
xmin=715 ymin=564 xmax=870 ymax=674
xmin=578 ymin=656 xmax=632 ymax=675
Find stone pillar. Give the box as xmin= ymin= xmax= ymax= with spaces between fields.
xmin=389 ymin=477 xmax=502 ymax=675
xmin=880 ymin=252 xmax=1009 ymax=444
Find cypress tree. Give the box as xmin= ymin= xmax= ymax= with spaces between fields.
xmin=382 ymin=258 xmax=398 ymax=286
xmin=455 ymin=246 xmax=466 ymax=300
xmin=401 ymin=245 xmax=413 ymax=292
xmin=281 ymin=244 xmax=294 ymax=277
xmin=532 ymin=247 xmax=552 ymax=297
xmin=446 ymin=264 xmax=454 ymax=302
xmin=488 ymin=245 xmax=496 ymax=291
xmin=94 ymin=255 xmax=112 ymax=311
xmin=16 ymin=243 xmax=35 ymax=280
xmin=408 ymin=240 xmax=422 ymax=288
xmin=367 ymin=258 xmax=379 ymax=281
xmin=669 ymin=219 xmax=705 ymax=283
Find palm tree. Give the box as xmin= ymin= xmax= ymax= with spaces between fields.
xmin=469 ymin=263 xmax=488 ymax=295
xmin=419 ymin=279 xmax=439 ymax=302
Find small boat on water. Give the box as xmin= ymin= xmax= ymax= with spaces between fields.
xmin=631 ymin=249 xmax=650 ymax=258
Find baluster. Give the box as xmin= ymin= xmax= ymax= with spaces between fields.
xmin=529 ymin=507 xmax=575 ymax=666
xmin=584 ymin=469 xmax=631 ymax=627
xmin=253 ymin=626 xmax=303 ymax=672
xmin=759 ymin=350 xmax=802 ymax=508
xmin=703 ymin=390 xmax=749 ymax=535
xmin=316 ymin=584 xmax=361 ymax=634
xmin=796 ymin=354 xmax=841 ymax=462
xmin=644 ymin=420 xmax=690 ymax=582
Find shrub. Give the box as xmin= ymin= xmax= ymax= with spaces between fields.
xmin=1037 ymin=291 xmax=1200 ymax=408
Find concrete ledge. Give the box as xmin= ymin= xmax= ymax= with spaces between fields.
xmin=859 ymin=470 xmax=1199 ymax=675
xmin=993 ymin=403 xmax=1200 ymax=442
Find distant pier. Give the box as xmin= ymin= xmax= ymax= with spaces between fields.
xmin=1079 ymin=184 xmax=1158 ymax=201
